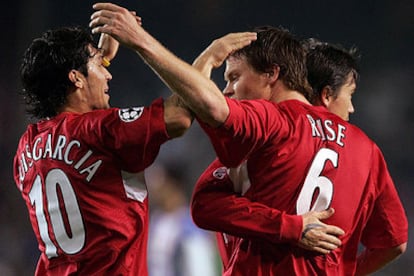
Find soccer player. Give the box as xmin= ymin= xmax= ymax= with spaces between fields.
xmin=303 ymin=38 xmax=358 ymax=122
xmin=190 ymin=34 xmax=361 ymax=268
xmin=90 ymin=3 xmax=408 ymax=275
xmin=13 ymin=26 xmax=192 ymax=275
xmin=191 ymin=34 xmax=407 ymax=275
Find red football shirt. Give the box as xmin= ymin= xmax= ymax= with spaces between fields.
xmin=190 ymin=158 xmax=241 ymax=271
xmin=13 ymin=98 xmax=169 ymax=276
xmin=193 ymin=98 xmax=408 ymax=275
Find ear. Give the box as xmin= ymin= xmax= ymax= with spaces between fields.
xmin=320 ymin=86 xmax=333 ymax=107
xmin=266 ymin=65 xmax=281 ymax=85
xmin=68 ymin=70 xmax=84 ymax=89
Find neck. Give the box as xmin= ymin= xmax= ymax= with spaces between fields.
xmin=269 ymin=81 xmax=311 ymax=105
xmin=272 ymin=89 xmax=310 ymax=104
xmin=59 ymin=89 xmax=91 ymax=114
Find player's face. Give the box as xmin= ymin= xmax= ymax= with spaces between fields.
xmin=83 ymin=46 xmax=112 ymax=110
xmin=325 ymin=73 xmax=356 ymax=121
xmin=223 ymin=56 xmax=271 ymax=100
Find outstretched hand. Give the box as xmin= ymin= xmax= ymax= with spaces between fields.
xmin=298 ymin=208 xmax=345 ymax=254
xmin=90 ymin=3 xmax=144 ymax=50
xmin=193 ymin=32 xmax=257 ymax=77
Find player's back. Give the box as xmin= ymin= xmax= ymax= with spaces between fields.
xmin=13 ymin=102 xmax=168 ymax=275
xmin=246 ymin=100 xmax=373 ymax=225
xmin=212 ymin=99 xmax=389 ymax=275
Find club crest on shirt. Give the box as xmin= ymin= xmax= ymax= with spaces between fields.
xmin=118 ymin=107 xmax=144 ymax=122
xmin=213 ymin=167 xmax=228 ymax=179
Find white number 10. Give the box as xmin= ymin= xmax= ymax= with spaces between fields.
xmin=29 ymin=169 xmax=85 ymax=258
xmin=296 ymin=148 xmax=338 ymax=215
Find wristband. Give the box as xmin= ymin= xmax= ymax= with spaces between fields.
xmin=102 ymin=57 xmax=111 ymax=67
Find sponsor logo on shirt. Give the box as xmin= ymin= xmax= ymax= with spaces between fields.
xmin=119 ymin=107 xmax=144 ymax=122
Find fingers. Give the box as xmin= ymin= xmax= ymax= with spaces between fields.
xmin=129 ymin=11 xmax=142 ymax=25
xmin=220 ymin=32 xmax=257 ymax=52
xmin=90 ymin=3 xmax=134 ymax=34
xmin=195 ymin=32 xmax=257 ymax=69
xmin=325 ymin=224 xmax=345 ymax=236
xmin=135 ymin=15 xmax=142 ymax=25
xmin=315 ymin=207 xmax=335 ymax=220
xmin=299 ymin=222 xmax=344 ymax=254
xmin=90 ymin=10 xmax=113 ymax=34
xmin=92 ymin=3 xmax=123 ymax=12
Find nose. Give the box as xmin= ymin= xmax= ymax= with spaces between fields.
xmin=349 ymin=103 xmax=355 ymax=114
xmin=105 ymin=68 xmax=113 ymax=81
xmin=223 ymin=83 xmax=234 ymax=97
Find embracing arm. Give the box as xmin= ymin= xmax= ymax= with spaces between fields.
xmin=192 ymin=160 xmax=344 ymax=254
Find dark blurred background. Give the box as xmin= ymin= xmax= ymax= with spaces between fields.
xmin=1 ymin=0 xmax=413 ymax=275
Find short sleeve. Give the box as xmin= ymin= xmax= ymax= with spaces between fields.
xmin=198 ymin=98 xmax=285 ymax=168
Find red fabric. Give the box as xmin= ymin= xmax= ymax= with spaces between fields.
xmin=193 ymin=98 xmax=408 ymax=275
xmin=14 ymin=98 xmax=169 ymax=276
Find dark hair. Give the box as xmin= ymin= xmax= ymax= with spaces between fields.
xmin=231 ymin=26 xmax=312 ymax=99
xmin=303 ymin=38 xmax=360 ymax=103
xmin=20 ymin=26 xmax=96 ymax=118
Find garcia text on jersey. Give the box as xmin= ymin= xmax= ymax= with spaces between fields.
xmin=17 ymin=133 xmax=102 ymax=183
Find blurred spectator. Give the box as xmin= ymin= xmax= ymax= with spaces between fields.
xmin=147 ymin=163 xmax=219 ymax=276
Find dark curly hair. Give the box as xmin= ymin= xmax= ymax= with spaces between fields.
xmin=20 ymin=26 xmax=96 ymax=119
xmin=302 ymin=38 xmax=360 ymax=104
xmin=231 ymin=26 xmax=312 ymax=100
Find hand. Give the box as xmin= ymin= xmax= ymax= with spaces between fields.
xmin=90 ymin=3 xmax=145 ymax=50
xmin=97 ymin=11 xmax=141 ymax=61
xmin=98 ymin=33 xmax=119 ymax=62
xmin=193 ymin=32 xmax=257 ymax=77
xmin=298 ymin=208 xmax=345 ymax=254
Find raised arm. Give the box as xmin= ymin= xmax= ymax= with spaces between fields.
xmin=98 ymin=33 xmax=119 ymax=63
xmin=97 ymin=11 xmax=142 ymax=62
xmin=192 ymin=32 xmax=257 ymax=78
xmin=90 ymin=3 xmax=250 ymax=127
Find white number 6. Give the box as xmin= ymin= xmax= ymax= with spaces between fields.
xmin=296 ymin=148 xmax=338 ymax=215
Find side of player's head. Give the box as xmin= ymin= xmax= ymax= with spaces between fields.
xmin=20 ymin=26 xmax=96 ymax=118
xmin=231 ymin=25 xmax=312 ymax=100
xmin=303 ymin=38 xmax=360 ymax=103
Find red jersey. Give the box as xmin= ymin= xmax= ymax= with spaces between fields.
xmin=13 ymin=98 xmax=169 ymax=276
xmin=193 ymin=98 xmax=408 ymax=276
xmin=190 ymin=158 xmax=241 ymax=271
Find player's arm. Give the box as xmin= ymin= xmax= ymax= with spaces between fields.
xmin=98 ymin=33 xmax=119 ymax=63
xmin=355 ymin=243 xmax=407 ymax=276
xmin=95 ymin=10 xmax=192 ymax=138
xmin=163 ymin=94 xmax=193 ymax=138
xmin=163 ymin=31 xmax=252 ymax=138
xmin=90 ymin=3 xmax=256 ymax=127
xmin=97 ymin=11 xmax=141 ymax=62
xmin=192 ymin=32 xmax=257 ymax=78
xmin=356 ymin=146 xmax=408 ymax=274
xmin=192 ymin=160 xmax=344 ymax=254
